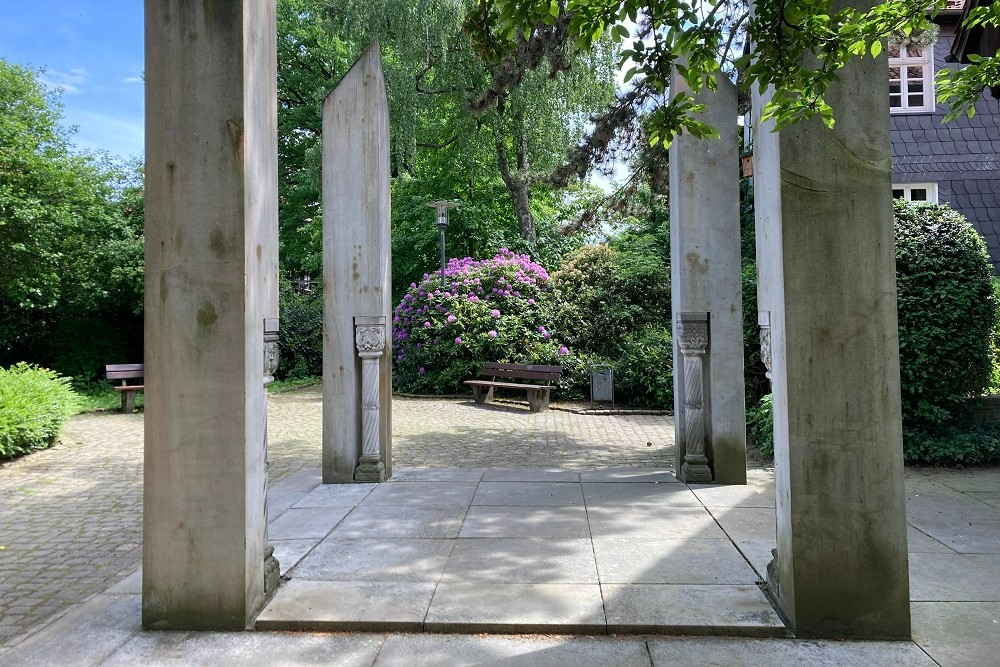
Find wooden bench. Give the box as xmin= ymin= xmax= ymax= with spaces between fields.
xmin=463 ymin=362 xmax=562 ymax=412
xmin=106 ymin=364 xmax=144 ymax=414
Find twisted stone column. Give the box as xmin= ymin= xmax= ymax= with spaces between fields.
xmin=262 ymin=319 xmax=280 ymax=594
xmin=354 ymin=317 xmax=387 ymax=482
xmin=678 ymin=314 xmax=713 ymax=483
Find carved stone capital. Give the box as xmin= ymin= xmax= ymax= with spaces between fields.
xmin=676 ymin=314 xmax=709 ymax=355
xmin=355 ymin=325 xmax=386 ymax=358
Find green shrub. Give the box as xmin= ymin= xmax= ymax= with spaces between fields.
xmin=549 ymin=244 xmax=671 ymax=361
xmin=895 ymin=200 xmax=996 ymax=430
xmin=989 ymin=277 xmax=1000 ymax=394
xmin=547 ymin=243 xmax=673 ymax=405
xmin=903 ymin=426 xmax=1000 ymax=465
xmin=746 ymin=393 xmax=774 ymax=457
xmin=613 ymin=325 xmax=674 ymax=408
xmin=37 ymin=316 xmax=133 ymax=384
xmin=741 ymin=263 xmax=770 ymax=406
xmin=392 ymin=250 xmax=566 ymax=394
xmin=278 ymin=278 xmax=323 ymax=380
xmin=0 ymin=363 xmax=79 ymax=459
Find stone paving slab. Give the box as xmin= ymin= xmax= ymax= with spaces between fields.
xmin=472 ymin=481 xmax=585 ymax=506
xmin=332 ymin=504 xmax=469 ymax=539
xmin=102 ymin=627 xmax=385 ymax=666
xmin=912 ymin=601 xmax=1000 ymax=666
xmin=459 ymin=505 xmax=591 ymax=539
xmin=647 ymin=637 xmax=937 ymax=665
xmin=593 ymin=538 xmax=760 ymax=585
xmin=255 ymin=580 xmax=436 ymax=632
xmin=602 ymin=584 xmax=786 ymax=636
xmin=582 ymin=481 xmax=702 ymax=508
xmin=441 ymin=538 xmax=600 ymax=584
xmin=424 ymin=582 xmax=608 ymax=634
xmin=373 ymin=634 xmax=653 ymax=667
xmin=290 ymin=538 xmax=455 ymax=582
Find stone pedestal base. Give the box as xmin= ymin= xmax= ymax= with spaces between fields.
xmin=680 ymin=457 xmax=713 ymax=483
xmin=354 ymin=456 xmax=386 ymax=482
xmin=264 ymin=545 xmax=280 ymax=595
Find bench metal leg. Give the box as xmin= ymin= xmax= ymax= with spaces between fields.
xmin=527 ymin=388 xmax=550 ymax=412
xmin=121 ymin=390 xmax=137 ymax=414
xmin=472 ymin=385 xmax=494 ymax=405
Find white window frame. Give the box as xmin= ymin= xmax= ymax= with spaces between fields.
xmin=888 ymin=42 xmax=935 ymax=113
xmin=892 ymin=182 xmax=938 ymax=203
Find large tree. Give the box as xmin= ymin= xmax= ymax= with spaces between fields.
xmin=276 ymin=0 xmax=616 ymax=285
xmin=464 ymin=0 xmax=1000 ymax=181
xmin=0 ymin=60 xmax=143 ymax=368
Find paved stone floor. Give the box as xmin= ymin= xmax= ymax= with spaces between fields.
xmin=1 ymin=384 xmax=998 ymax=665
xmin=0 ymin=385 xmax=674 ymax=654
xmin=256 ymin=467 xmax=785 ymax=636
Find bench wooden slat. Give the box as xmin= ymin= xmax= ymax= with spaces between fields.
xmin=113 ymin=385 xmax=145 ymax=391
xmin=464 ymin=380 xmax=550 ymax=391
xmin=106 ymin=364 xmax=144 ymax=381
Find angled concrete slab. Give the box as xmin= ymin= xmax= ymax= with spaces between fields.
xmin=587 ymin=506 xmax=727 ymax=539
xmin=473 ymin=481 xmax=585 ymax=506
xmin=593 ymin=538 xmax=759 ymax=585
xmin=582 ymin=482 xmax=701 ymax=508
xmin=374 ymin=635 xmax=652 ymax=667
xmin=602 ymin=584 xmax=785 ymax=636
xmin=289 ymin=538 xmax=454 ymax=582
xmin=441 ymin=538 xmax=599 ymax=584
xmin=254 ymin=580 xmax=435 ymax=632
xmin=332 ymin=504 xmax=468 ymax=539
xmin=459 ymin=506 xmax=591 ymax=539
xmin=425 ymin=583 xmax=606 ymax=634
xmin=648 ymin=637 xmax=935 ymax=665
xmin=267 ymin=507 xmax=352 ymax=540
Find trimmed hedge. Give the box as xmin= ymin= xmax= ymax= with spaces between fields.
xmin=895 ymin=199 xmax=996 ymax=432
xmin=277 ymin=278 xmax=323 ymax=380
xmin=0 ymin=363 xmax=79 ymax=459
xmin=748 ymin=201 xmax=1000 ymax=464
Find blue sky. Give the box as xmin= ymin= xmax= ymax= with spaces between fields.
xmin=1 ymin=1 xmax=144 ymax=160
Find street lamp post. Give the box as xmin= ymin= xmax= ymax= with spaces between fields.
xmin=427 ymin=200 xmax=459 ymax=288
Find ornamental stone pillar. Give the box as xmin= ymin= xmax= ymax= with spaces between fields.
xmin=676 ymin=314 xmax=713 ymax=483
xmin=322 ymin=42 xmax=393 ymax=483
xmin=354 ymin=316 xmax=387 ymax=482
xmin=669 ymin=69 xmax=747 ymax=484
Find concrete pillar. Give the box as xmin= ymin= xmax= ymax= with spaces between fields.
xmin=669 ymin=73 xmax=747 ymax=485
xmin=143 ymin=0 xmax=278 ymax=629
xmin=322 ymin=42 xmax=393 ymax=483
xmin=752 ymin=1 xmax=911 ymax=637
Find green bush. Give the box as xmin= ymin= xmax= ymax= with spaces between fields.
xmin=744 ymin=202 xmax=1000 ymax=464
xmin=741 ymin=263 xmax=770 ymax=406
xmin=613 ymin=325 xmax=674 ymax=408
xmin=895 ymin=200 xmax=996 ymax=430
xmin=393 ymin=250 xmax=566 ymax=394
xmin=0 ymin=363 xmax=79 ymax=459
xmin=548 ymin=243 xmax=673 ymax=405
xmin=549 ymin=244 xmax=671 ymax=360
xmin=903 ymin=426 xmax=1000 ymax=465
xmin=277 ymin=278 xmax=323 ymax=380
xmin=746 ymin=393 xmax=774 ymax=457
xmin=989 ymin=277 xmax=1000 ymax=394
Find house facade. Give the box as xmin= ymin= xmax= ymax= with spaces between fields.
xmin=889 ymin=0 xmax=1000 ymax=272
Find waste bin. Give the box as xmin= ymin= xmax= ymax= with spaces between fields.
xmin=589 ymin=364 xmax=614 ymax=409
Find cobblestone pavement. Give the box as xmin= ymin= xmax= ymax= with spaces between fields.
xmin=0 ymin=385 xmax=675 ymax=652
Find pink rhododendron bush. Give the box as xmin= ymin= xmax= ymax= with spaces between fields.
xmin=392 ymin=250 xmax=569 ymax=394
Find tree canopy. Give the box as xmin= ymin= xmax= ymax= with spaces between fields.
xmin=464 ymin=0 xmax=1000 ymax=151
xmin=276 ymin=0 xmax=617 ymax=289
xmin=0 ymin=60 xmax=143 ymax=368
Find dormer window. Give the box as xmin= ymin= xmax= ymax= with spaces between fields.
xmin=889 ymin=42 xmax=935 ymax=113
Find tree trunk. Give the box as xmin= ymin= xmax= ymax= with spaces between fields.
xmin=494 ymin=100 xmax=537 ymax=250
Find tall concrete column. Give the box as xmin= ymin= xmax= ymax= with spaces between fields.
xmin=143 ymin=0 xmax=278 ymax=629
xmin=669 ymin=73 xmax=747 ymax=485
xmin=752 ymin=1 xmax=911 ymax=637
xmin=322 ymin=42 xmax=393 ymax=483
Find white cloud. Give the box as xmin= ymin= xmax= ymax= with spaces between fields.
xmin=122 ymin=76 xmax=143 ymax=84
xmin=40 ymin=67 xmax=88 ymax=95
xmin=68 ymin=110 xmax=144 ymax=159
